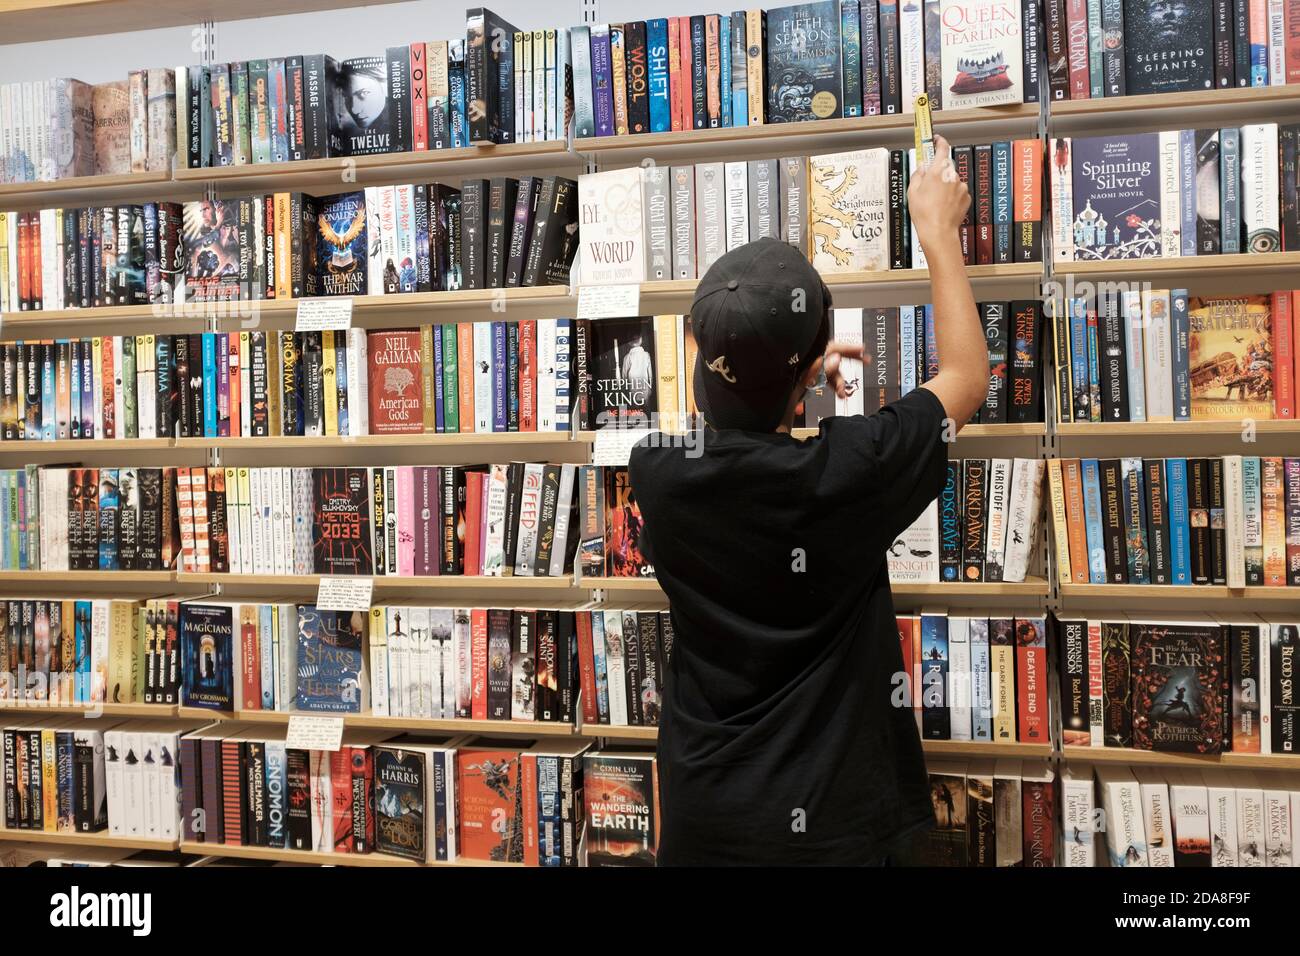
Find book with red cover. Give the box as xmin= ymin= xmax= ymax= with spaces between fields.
xmin=520 ymin=752 xmax=539 ymax=867
xmin=1065 ymin=0 xmax=1090 ymax=99
xmin=330 ymin=748 xmax=353 ymax=852
xmin=456 ymin=742 xmax=529 ymax=862
xmin=410 ymin=42 xmax=428 ymax=151
xmin=1021 ymin=761 xmax=1056 ymax=866
xmin=518 ymin=319 xmax=537 ymax=431
xmin=366 ymin=329 xmax=425 ymax=434
xmin=470 ymin=608 xmax=489 ymax=720
xmin=464 ymin=469 xmax=484 ymax=576
xmin=668 ymin=17 xmax=684 ymax=132
xmin=576 ymin=608 xmax=598 ymax=725
xmin=1016 ymin=615 xmax=1048 ymax=743
xmin=1272 ymin=291 xmax=1295 ymax=418
xmin=220 ymin=739 xmax=244 ymax=845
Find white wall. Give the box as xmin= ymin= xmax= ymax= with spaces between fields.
xmin=0 ymin=0 xmax=719 ymax=84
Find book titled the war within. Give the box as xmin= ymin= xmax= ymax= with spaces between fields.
xmin=578 ymin=167 xmax=646 ymax=285
xmin=1069 ymin=134 xmax=1162 ymax=260
xmin=765 ymin=1 xmax=844 ymax=122
xmin=939 ymin=0 xmax=1025 ymax=108
xmin=312 ymin=467 xmax=375 ymax=575
xmin=1187 ymin=296 xmax=1273 ymax=420
xmin=1122 ymin=0 xmax=1214 ymax=95
xmin=295 ymin=606 xmax=367 ymax=713
xmin=807 ymin=148 xmax=891 ymax=273
xmin=316 ymin=191 xmax=368 ymax=296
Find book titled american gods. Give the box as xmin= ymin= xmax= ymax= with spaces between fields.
xmin=1069 ymin=134 xmax=1161 ymax=260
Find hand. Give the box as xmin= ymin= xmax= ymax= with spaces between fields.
xmin=822 ymin=340 xmax=865 ymax=399
xmin=906 ymin=135 xmax=970 ymax=251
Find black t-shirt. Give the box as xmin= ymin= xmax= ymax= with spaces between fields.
xmin=628 ymin=387 xmax=950 ymax=865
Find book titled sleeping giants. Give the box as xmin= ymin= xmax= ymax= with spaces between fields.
xmin=1123 ymin=0 xmax=1214 ymax=96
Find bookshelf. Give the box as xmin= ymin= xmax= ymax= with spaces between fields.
xmin=0 ymin=701 xmax=179 ymax=717
xmin=1061 ymin=745 xmax=1300 ymax=771
xmin=0 ymin=438 xmax=178 ymax=453
xmin=0 ymin=828 xmax=178 ymax=851
xmin=1055 ymin=420 xmax=1300 ymax=437
xmin=1049 ymin=84 xmax=1300 ymax=134
xmin=1053 ymin=251 xmax=1300 ymax=294
xmin=177 ymin=432 xmax=584 ymax=451
xmin=180 ymin=572 xmax=579 ymax=592
xmin=176 ymin=841 xmax=522 ymax=867
xmin=0 ymin=569 xmax=175 ymax=584
xmin=1059 ymin=583 xmax=1299 ymax=605
xmin=581 ymin=576 xmax=1053 ymax=599
xmin=0 ymin=168 xmax=175 ymax=212
xmin=179 ymin=707 xmax=581 ymax=737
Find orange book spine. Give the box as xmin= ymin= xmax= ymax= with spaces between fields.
xmin=705 ymin=15 xmax=721 ymax=127
xmin=521 ymin=753 xmax=539 ymax=867
xmin=668 ymin=17 xmax=683 ymax=132
xmin=470 ymin=608 xmax=488 ymax=719
xmin=1273 ymin=291 xmax=1294 ymax=418
xmin=677 ymin=17 xmax=694 ymax=133
xmin=1061 ymin=457 xmax=1089 ymax=583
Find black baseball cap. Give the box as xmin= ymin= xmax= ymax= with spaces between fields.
xmin=691 ymin=237 xmax=830 ymax=432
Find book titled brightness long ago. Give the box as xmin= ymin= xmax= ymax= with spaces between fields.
xmin=1187 ymin=296 xmax=1273 ymax=420
xmin=939 ymin=0 xmax=1024 ymax=108
xmin=808 ymin=148 xmax=890 ymax=273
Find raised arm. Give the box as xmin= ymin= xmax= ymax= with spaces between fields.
xmin=909 ymin=136 xmax=988 ymax=432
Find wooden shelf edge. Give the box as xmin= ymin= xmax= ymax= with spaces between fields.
xmin=0 ymin=438 xmax=176 ymax=452
xmin=921 ymin=740 xmax=1053 ymax=758
xmin=220 ymin=710 xmax=578 ymax=736
xmin=580 ymin=577 xmax=1050 ymax=595
xmin=0 ymin=570 xmax=176 ymax=583
xmin=182 ymin=431 xmax=583 ymax=450
xmin=1050 ymin=84 xmax=1300 ymax=120
xmin=0 ymin=702 xmax=179 ymax=718
xmin=1054 ymin=251 xmax=1300 ymax=276
xmin=1056 ymin=420 xmax=1300 ymax=436
xmin=0 ymin=828 xmax=177 ymax=850
xmin=1060 ymin=584 xmax=1297 ymax=600
xmin=179 ymin=573 xmax=578 ymax=589
xmin=1061 ymin=745 xmax=1300 ymax=769
xmin=177 ymin=840 xmax=519 ymax=866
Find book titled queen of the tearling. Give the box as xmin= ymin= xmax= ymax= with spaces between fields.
xmin=939 ymin=0 xmax=1023 ymax=108
xmin=1070 ymin=134 xmax=1162 ymax=260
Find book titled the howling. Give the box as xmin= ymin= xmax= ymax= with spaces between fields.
xmin=312 ymin=468 xmax=374 ymax=575
xmin=765 ymin=2 xmax=844 ymax=122
xmin=1070 ymin=134 xmax=1162 ymax=260
xmin=939 ymin=0 xmax=1025 ymax=108
xmin=294 ymin=606 xmax=366 ymax=713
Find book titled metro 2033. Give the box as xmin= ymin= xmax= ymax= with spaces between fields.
xmin=1129 ymin=618 xmax=1226 ymax=754
xmin=765 ymin=2 xmax=844 ymax=123
xmin=312 ymin=467 xmax=374 ymax=575
xmin=1069 ymin=134 xmax=1162 ymax=261
xmin=315 ymin=191 xmax=368 ymax=296
xmin=939 ymin=0 xmax=1024 ymax=108
xmin=294 ymin=605 xmax=367 ymax=713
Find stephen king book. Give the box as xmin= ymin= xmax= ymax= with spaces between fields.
xmin=592 ymin=317 xmax=657 ymax=428
xmin=940 ymin=0 xmax=1025 ymax=107
xmin=1187 ymin=296 xmax=1273 ymax=420
xmin=180 ymin=602 xmax=234 ymax=711
xmin=765 ymin=1 xmax=844 ymax=122
xmin=1069 ymin=134 xmax=1162 ymax=260
xmin=315 ymin=192 xmax=368 ymax=296
xmin=1130 ymin=619 xmax=1226 ymax=754
xmin=312 ymin=468 xmax=375 ymax=575
xmin=295 ymin=606 xmax=367 ymax=713
xmin=605 ymin=467 xmax=652 ymax=577
xmin=1123 ymin=0 xmax=1214 ymax=95
xmin=367 ymin=329 xmax=424 ymax=434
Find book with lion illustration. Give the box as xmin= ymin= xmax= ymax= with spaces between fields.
xmin=807 ymin=147 xmax=890 ymax=274
xmin=1187 ymin=295 xmax=1273 ymax=420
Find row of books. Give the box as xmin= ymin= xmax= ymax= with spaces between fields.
xmin=0 ymin=73 xmax=175 ymax=184
xmin=1057 ymin=612 xmax=1300 ymax=757
xmin=1045 ymin=0 xmax=1300 ymax=101
xmin=1045 ymin=455 xmax=1300 ymax=588
xmin=0 ymin=178 xmax=579 ymax=313
xmin=1052 ymin=291 xmax=1298 ymax=424
xmin=917 ymin=759 xmax=1056 ymax=866
xmin=820 ymin=302 xmax=1044 ymax=427
xmin=0 ymin=598 xmax=139 ymax=706
xmin=1052 ymin=125 xmax=1300 ymax=262
xmin=1063 ymin=764 xmax=1300 ymax=868
xmin=897 ymin=610 xmax=1048 ymax=744
xmin=0 ymin=323 xmax=578 ymax=442
xmin=577 ymin=140 xmax=1044 ymax=285
xmin=890 ymin=458 xmax=1046 ymax=584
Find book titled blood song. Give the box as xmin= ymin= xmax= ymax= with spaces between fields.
xmin=312 ymin=467 xmax=374 ymax=575
xmin=367 ymin=329 xmax=424 ymax=434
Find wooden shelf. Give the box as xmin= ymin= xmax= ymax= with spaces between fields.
xmin=0 ymin=569 xmax=175 ymax=584
xmin=0 ymin=828 xmax=176 ymax=851
xmin=922 ymin=740 xmax=1053 ymax=759
xmin=1049 ymin=85 xmax=1300 ymax=133
xmin=581 ymin=576 xmax=1051 ymax=598
xmin=181 ymin=572 xmax=577 ymax=591
xmin=0 ymin=438 xmax=176 ymax=453
xmin=1062 ymin=745 xmax=1300 ymax=770
xmin=1060 ymin=583 xmax=1298 ymax=603
xmin=581 ymin=724 xmax=659 ymax=742
xmin=575 ymin=104 xmax=1041 ymax=164
xmin=180 ymin=431 xmax=582 ymax=451
xmin=1054 ymin=252 xmax=1300 ymax=291
xmin=177 ymin=840 xmax=519 ymax=867
xmin=0 ymin=302 xmax=209 ymax=330
xmin=0 ymin=701 xmax=179 ymax=718
xmin=180 ymin=140 xmax=577 ymax=195
xmin=197 ymin=708 xmax=579 ymax=737
xmin=0 ymin=169 xmax=175 ymax=211
xmin=1056 ymin=420 xmax=1300 ymax=437
xmin=791 ymin=422 xmax=1046 ymax=440
xmin=0 ymin=0 xmax=411 ymax=44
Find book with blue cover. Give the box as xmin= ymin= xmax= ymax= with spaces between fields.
xmin=920 ymin=610 xmax=950 ymax=739
xmin=1081 ymin=458 xmax=1107 ymax=583
xmin=1165 ymin=457 xmax=1191 ymax=584
xmin=180 ymin=601 xmax=234 ymax=711
xmin=316 ymin=191 xmax=368 ymax=297
xmin=765 ymin=1 xmax=844 ymax=122
xmin=1070 ymin=134 xmax=1162 ymax=260
xmin=295 ymin=605 xmax=366 ymax=713
xmin=1121 ymin=457 xmax=1150 ymax=584
xmin=647 ymin=19 xmax=671 ymax=132
xmin=1068 ymin=297 xmax=1090 ymax=421
xmin=591 ymin=25 xmax=615 ymax=136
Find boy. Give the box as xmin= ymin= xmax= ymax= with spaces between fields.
xmin=628 ymin=137 xmax=988 ymax=865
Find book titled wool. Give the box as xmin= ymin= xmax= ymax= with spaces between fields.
xmin=295 ymin=605 xmax=367 ymax=713
xmin=1187 ymin=296 xmax=1273 ymax=420
xmin=578 ymin=168 xmax=646 ymax=285
xmin=939 ymin=0 xmax=1025 ymax=108
xmin=1123 ymin=0 xmax=1214 ymax=95
xmin=765 ymin=1 xmax=844 ymax=122
xmin=808 ymin=148 xmax=890 ymax=273
xmin=315 ymin=192 xmax=368 ymax=296
xmin=1069 ymin=135 xmax=1162 ymax=260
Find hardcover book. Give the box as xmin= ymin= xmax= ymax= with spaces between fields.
xmin=367 ymin=330 xmax=424 ymax=434
xmin=1069 ymin=134 xmax=1162 ymax=260
xmin=765 ymin=1 xmax=844 ymax=122
xmin=330 ymin=56 xmax=396 ymax=156
xmin=578 ymin=168 xmax=646 ymax=285
xmin=940 ymin=0 xmax=1025 ymax=107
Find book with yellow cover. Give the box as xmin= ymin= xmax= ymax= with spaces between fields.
xmin=1188 ymin=295 xmax=1273 ymax=420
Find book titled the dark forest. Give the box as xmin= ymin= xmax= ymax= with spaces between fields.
xmin=1123 ymin=0 xmax=1213 ymax=96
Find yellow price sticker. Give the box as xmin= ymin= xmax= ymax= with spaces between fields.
xmin=913 ymin=94 xmax=935 ymax=165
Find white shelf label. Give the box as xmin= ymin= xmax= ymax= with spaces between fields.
xmin=295 ymin=297 xmax=353 ymax=332
xmin=592 ymin=428 xmax=652 ymax=466
xmin=576 ymin=283 xmax=640 ymax=320
xmin=285 ymin=715 xmax=346 ymax=752
xmin=315 ymin=576 xmax=374 ymax=612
